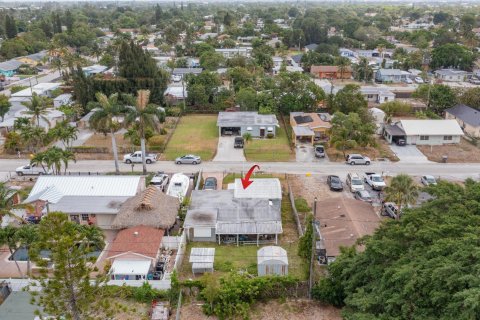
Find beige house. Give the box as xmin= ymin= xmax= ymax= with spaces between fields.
xmin=445 ymin=104 xmax=480 ymax=138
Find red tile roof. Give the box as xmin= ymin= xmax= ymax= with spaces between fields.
xmin=108 ymin=225 xmax=164 ymax=259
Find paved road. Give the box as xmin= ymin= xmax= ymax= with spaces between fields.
xmin=0 ymin=70 xmax=61 ymax=97
xmin=1 ymin=159 xmax=479 ymax=180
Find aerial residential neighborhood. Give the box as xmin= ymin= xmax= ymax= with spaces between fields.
xmin=0 ymin=1 xmax=479 ymax=319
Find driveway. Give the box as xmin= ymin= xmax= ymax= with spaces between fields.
xmin=213 ymin=136 xmax=246 ymax=162
xmin=390 ymin=145 xmax=430 ymax=163
xmin=295 ymin=143 xmax=329 ymax=163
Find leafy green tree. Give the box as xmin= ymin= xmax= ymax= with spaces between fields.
xmin=236 ymin=88 xmax=257 ymax=111
xmin=380 ymin=100 xmax=413 ymax=124
xmin=0 ymin=94 xmax=11 ymax=122
xmin=64 ymin=10 xmax=74 ymax=33
xmin=5 ymin=15 xmax=17 ymax=39
xmin=301 ymin=51 xmax=334 ymax=72
xmin=0 ymin=226 xmax=23 ymax=277
xmin=385 ymin=174 xmax=419 ymax=219
xmin=30 ymin=212 xmax=113 ymax=320
xmin=331 ymin=84 xmax=367 ymax=114
xmin=15 ymin=224 xmax=39 ymax=277
xmin=227 ymin=67 xmax=254 ymax=92
xmin=354 ymin=57 xmax=373 ymax=83
xmin=89 ymin=93 xmax=124 ymax=174
xmin=330 ymin=112 xmax=375 ymax=156
xmin=186 ymin=71 xmax=221 ymax=105
xmin=124 ymin=90 xmax=164 ymax=175
xmin=314 ymin=179 xmax=480 ymax=319
xmin=458 ymin=87 xmax=480 ymax=109
xmin=199 ymin=52 xmax=225 ymax=71
xmin=413 ymin=84 xmax=457 ymax=114
xmin=430 ymin=44 xmax=475 ymax=71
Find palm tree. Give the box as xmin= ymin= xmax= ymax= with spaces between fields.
xmin=76 ymin=224 xmax=105 ymax=253
xmin=385 ymin=174 xmax=419 ymax=220
xmin=355 ymin=57 xmax=373 ymax=84
xmin=336 ymin=57 xmax=351 ymax=82
xmin=34 ymin=147 xmax=76 ymax=175
xmin=22 ymin=93 xmax=52 ymax=127
xmin=124 ymin=90 xmax=165 ymax=175
xmin=52 ymin=121 xmax=78 ymax=149
xmin=89 ymin=93 xmax=124 ymax=175
xmin=242 ymin=132 xmax=252 ymax=144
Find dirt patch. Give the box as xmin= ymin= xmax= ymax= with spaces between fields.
xmin=179 ymin=299 xmax=342 ymax=320
xmin=326 ymin=138 xmax=399 ymax=162
xmin=417 ymin=138 xmax=480 ymax=163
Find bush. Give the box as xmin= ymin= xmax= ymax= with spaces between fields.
xmin=159 ymin=128 xmax=168 ymax=135
xmin=215 ymin=260 xmax=234 ymax=272
xmin=148 ymin=135 xmax=166 ymax=147
xmin=10 ymin=85 xmax=28 ymax=94
xmin=294 ymin=197 xmax=311 ymax=213
xmin=4 ymin=131 xmax=21 ymax=152
xmin=67 ymin=146 xmax=109 ymax=153
xmin=166 ymin=106 xmax=182 ymax=117
xmin=266 ymin=133 xmax=274 ymax=139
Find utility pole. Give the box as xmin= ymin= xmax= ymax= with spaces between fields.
xmin=308 ymin=197 xmax=317 ymax=299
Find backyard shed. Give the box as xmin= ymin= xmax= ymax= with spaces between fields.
xmin=257 ymin=246 xmax=288 ymax=276
xmin=189 ymin=247 xmax=215 ymax=274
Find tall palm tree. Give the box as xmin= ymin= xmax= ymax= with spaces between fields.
xmin=89 ymin=93 xmax=124 ymax=175
xmin=336 ymin=57 xmax=351 ymax=82
xmin=124 ymin=90 xmax=165 ymax=175
xmin=385 ymin=174 xmax=419 ymax=220
xmin=355 ymin=57 xmax=373 ymax=84
xmin=52 ymin=120 xmax=78 ymax=149
xmin=34 ymin=147 xmax=76 ymax=175
xmin=22 ymin=93 xmax=52 ymax=127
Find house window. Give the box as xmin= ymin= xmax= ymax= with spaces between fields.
xmin=81 ymin=214 xmax=89 ymax=221
xmin=367 ymin=94 xmax=374 ymax=99
xmin=444 ymin=135 xmax=453 ymax=141
xmin=420 ymin=135 xmax=429 ymax=140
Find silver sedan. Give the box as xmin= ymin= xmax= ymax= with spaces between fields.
xmin=175 ymin=154 xmax=202 ymax=165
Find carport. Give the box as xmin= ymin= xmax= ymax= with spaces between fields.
xmin=383 ymin=124 xmax=406 ymax=144
xmin=292 ymin=126 xmax=314 ymax=146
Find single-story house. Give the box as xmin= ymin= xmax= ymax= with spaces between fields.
xmin=111 ymin=185 xmax=179 ymax=230
xmin=434 ymin=69 xmax=470 ymax=82
xmin=361 ymin=87 xmax=395 ymax=104
xmin=216 ymin=111 xmax=279 ymax=137
xmin=445 ymin=104 xmax=480 ymax=138
xmin=310 ymin=65 xmax=353 ymax=80
xmin=375 ymin=69 xmax=410 ymax=83
xmin=304 ymin=43 xmax=318 ymax=52
xmin=53 ymin=93 xmax=73 ymax=108
xmin=9 ymin=82 xmax=61 ymax=109
xmin=184 ymin=178 xmax=283 ymax=245
xmin=171 ymin=68 xmax=203 ymax=79
xmin=383 ymin=119 xmax=464 ymax=145
xmin=0 ymin=108 xmax=65 ymax=134
xmin=82 ymin=64 xmax=108 ymax=76
xmin=16 ymin=50 xmax=48 ymax=66
xmin=108 ymin=225 xmax=164 ymax=281
xmin=215 ymin=47 xmax=252 ymax=58
xmin=340 ymin=48 xmax=356 ymax=58
xmin=273 ymin=65 xmax=304 ymax=75
xmin=0 ymin=60 xmax=23 ymax=76
xmin=23 ymin=176 xmax=145 ymax=229
xmin=164 ymin=85 xmax=187 ymax=105
xmin=315 ymin=197 xmax=380 ymax=261
xmin=290 ymin=112 xmax=332 ymax=145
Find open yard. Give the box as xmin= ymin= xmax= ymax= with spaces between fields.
xmin=326 ymin=137 xmax=399 ymax=162
xmin=163 ymin=115 xmax=218 ymax=161
xmin=244 ymin=123 xmax=295 ymax=162
xmin=417 ymin=138 xmax=480 ymax=163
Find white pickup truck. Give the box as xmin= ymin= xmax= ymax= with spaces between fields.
xmin=16 ymin=164 xmax=50 ymax=176
xmin=364 ymin=172 xmax=386 ymax=191
xmin=123 ymin=151 xmax=158 ymax=164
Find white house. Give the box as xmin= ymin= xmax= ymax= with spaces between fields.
xmin=434 ymin=69 xmax=470 ymax=82
xmin=383 ymin=119 xmax=464 ymax=145
xmin=53 ymin=93 xmax=73 ymax=108
xmin=215 ymin=47 xmax=252 ymax=58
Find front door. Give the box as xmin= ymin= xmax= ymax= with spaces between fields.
xmin=260 ymin=128 xmax=265 ymax=137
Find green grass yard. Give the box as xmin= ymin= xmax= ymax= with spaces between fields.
xmin=244 ymin=124 xmax=294 ymax=162
xmin=163 ymin=115 xmax=218 ymax=161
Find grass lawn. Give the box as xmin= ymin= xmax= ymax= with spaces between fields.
xmin=244 ymin=123 xmax=294 ymax=162
xmin=163 ymin=115 xmax=218 ymax=161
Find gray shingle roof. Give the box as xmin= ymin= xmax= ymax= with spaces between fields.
xmin=217 ymin=112 xmax=278 ymax=127
xmin=0 ymin=59 xmax=22 ymax=71
xmin=446 ymin=104 xmax=480 ymax=128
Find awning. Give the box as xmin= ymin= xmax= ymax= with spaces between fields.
xmin=110 ymin=259 xmax=151 ymax=275
xmin=292 ymin=126 xmax=314 ymax=136
xmin=267 ymin=127 xmax=273 ymax=131
xmin=246 ymin=127 xmax=252 ymax=131
xmin=260 ymin=126 xmax=266 ymax=129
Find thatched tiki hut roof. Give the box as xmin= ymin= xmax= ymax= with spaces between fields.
xmin=112 ymin=186 xmax=179 ymax=229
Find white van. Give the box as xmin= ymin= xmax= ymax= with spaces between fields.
xmin=346 ymin=173 xmax=365 ymax=192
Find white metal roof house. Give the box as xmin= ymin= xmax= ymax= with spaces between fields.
xmin=383 ymin=119 xmax=464 ymax=145
xmin=434 ymin=69 xmax=470 ymax=82
xmin=184 ymin=178 xmax=283 ymax=245
xmin=375 ymin=69 xmax=410 ymax=83
xmin=257 ymin=246 xmax=288 ymax=276
xmin=217 ymin=111 xmax=279 ymax=138
xmin=24 ymin=176 xmax=145 ymax=229
xmin=53 ymin=93 xmax=73 ymax=108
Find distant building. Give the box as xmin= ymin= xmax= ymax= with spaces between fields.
xmin=16 ymin=50 xmax=48 ymax=66
xmin=215 ymin=47 xmax=252 ymax=58
xmin=434 ymin=69 xmax=470 ymax=82
xmin=53 ymin=93 xmax=73 ymax=108
xmin=310 ymin=65 xmax=353 ymax=80
xmin=375 ymin=69 xmax=410 ymax=83
xmin=0 ymin=60 xmax=22 ymax=76
xmin=82 ymin=64 xmax=108 ymax=76
xmin=445 ymin=104 xmax=480 ymax=138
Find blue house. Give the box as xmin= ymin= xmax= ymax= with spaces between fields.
xmin=0 ymin=60 xmax=22 ymax=77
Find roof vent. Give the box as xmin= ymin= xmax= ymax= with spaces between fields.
xmin=133 ymin=231 xmax=139 ymax=237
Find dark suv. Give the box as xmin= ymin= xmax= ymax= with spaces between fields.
xmin=234 ymin=136 xmax=244 ymax=148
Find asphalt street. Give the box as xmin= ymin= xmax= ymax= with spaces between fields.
xmin=1 ymin=158 xmax=479 ymax=181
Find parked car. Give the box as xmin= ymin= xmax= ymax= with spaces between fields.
xmin=123 ymin=151 xmax=158 ymax=164
xmin=234 ymin=136 xmax=244 ymax=148
xmin=469 ymin=78 xmax=480 ymax=85
xmin=327 ymin=175 xmax=343 ymax=191
xmin=354 ymin=190 xmax=373 ymax=202
xmin=175 ymin=154 xmax=202 ymax=165
xmin=421 ymin=175 xmax=437 ymax=186
xmin=395 ymin=138 xmax=406 ymax=146
xmin=171 ymin=75 xmax=181 ymax=82
xmin=203 ymin=177 xmax=217 ymax=190
xmin=405 ymin=78 xmax=413 ymax=84
xmin=364 ymin=172 xmax=386 ymax=191
xmin=16 ymin=164 xmax=50 ymax=176
xmin=414 ymin=77 xmax=424 ymax=84
xmin=150 ymin=172 xmax=169 ymax=191
xmin=382 ymin=202 xmax=401 ymax=219
xmin=314 ymin=145 xmax=325 ymax=158
xmin=346 ymin=154 xmax=371 ymax=165
xmin=346 ymin=172 xmax=365 ymax=192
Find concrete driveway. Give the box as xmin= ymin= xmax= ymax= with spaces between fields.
xmin=390 ymin=145 xmax=430 ymax=163
xmin=295 ymin=143 xmax=329 ymax=163
xmin=213 ymin=136 xmax=246 ymax=162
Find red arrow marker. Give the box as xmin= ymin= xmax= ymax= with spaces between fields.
xmin=241 ymin=165 xmax=260 ymax=189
